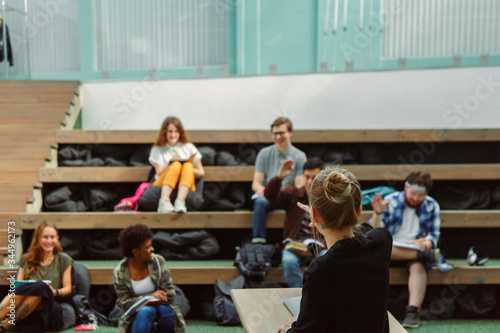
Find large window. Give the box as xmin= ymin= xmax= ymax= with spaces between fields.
xmin=93 ymin=0 xmax=229 ymax=71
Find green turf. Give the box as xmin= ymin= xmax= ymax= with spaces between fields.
xmin=57 ymin=319 xmax=500 ymax=333
xmin=76 ymin=260 xmax=237 ymax=268
xmin=4 ymin=258 xmax=500 ymax=270
xmin=40 ymin=258 xmax=500 ymax=269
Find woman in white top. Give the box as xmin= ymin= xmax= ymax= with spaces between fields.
xmin=114 ymin=224 xmax=185 ymax=333
xmin=149 ymin=117 xmax=204 ymax=213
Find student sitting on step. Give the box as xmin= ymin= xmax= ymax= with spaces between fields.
xmin=149 ymin=116 xmax=204 ymax=213
xmin=252 ymin=117 xmax=306 ymax=243
xmin=370 ymin=170 xmax=442 ymax=329
xmin=263 ymin=157 xmax=325 ymax=288
xmin=114 ymin=224 xmax=186 ymax=333
xmin=0 ymin=221 xmax=73 ymax=332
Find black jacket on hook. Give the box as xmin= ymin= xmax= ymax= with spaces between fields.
xmin=0 ymin=24 xmax=14 ymax=66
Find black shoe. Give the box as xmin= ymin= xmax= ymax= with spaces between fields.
xmin=417 ymin=248 xmax=440 ymax=264
xmin=402 ymin=305 xmax=420 ymax=328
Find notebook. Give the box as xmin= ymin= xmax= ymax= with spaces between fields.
xmin=283 ymin=296 xmax=302 ymax=317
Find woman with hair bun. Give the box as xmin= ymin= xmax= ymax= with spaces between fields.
xmin=279 ymin=166 xmax=393 ymax=333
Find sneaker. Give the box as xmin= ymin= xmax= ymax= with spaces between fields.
xmin=417 ymin=248 xmax=440 ymax=264
xmin=157 ymin=198 xmax=174 ymax=213
xmin=402 ymin=305 xmax=420 ymax=328
xmin=174 ymin=199 xmax=187 ymax=213
xmin=252 ymin=237 xmax=266 ymax=244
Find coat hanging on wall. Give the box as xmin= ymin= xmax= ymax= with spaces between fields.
xmin=0 ymin=16 xmax=14 ymax=66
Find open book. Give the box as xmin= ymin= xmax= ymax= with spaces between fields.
xmin=284 ymin=238 xmax=325 ymax=258
xmin=284 ymin=241 xmax=313 ymax=258
xmin=283 ymin=296 xmax=302 ymax=317
xmin=393 ymin=241 xmax=421 ymax=251
xmin=170 ymin=154 xmax=196 ymax=164
xmin=14 ymin=280 xmax=51 ymax=288
xmin=123 ymin=296 xmax=162 ymax=319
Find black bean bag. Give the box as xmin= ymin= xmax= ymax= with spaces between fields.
xmin=432 ymin=185 xmax=491 ymax=210
xmin=199 ymin=146 xmax=217 ymax=166
xmin=85 ymin=230 xmax=122 ymax=260
xmin=44 ymin=185 xmax=88 ymax=212
xmin=137 ymin=178 xmax=205 ymax=211
xmin=204 ymin=183 xmax=247 ymax=211
xmin=59 ymin=230 xmax=87 ymax=260
xmin=152 ymin=230 xmax=220 ymax=260
xmin=93 ymin=144 xmax=135 ymax=162
xmin=129 ymin=145 xmax=151 ymax=166
xmin=358 ymin=143 xmax=384 ymax=164
xmin=215 ymin=151 xmax=240 ymax=166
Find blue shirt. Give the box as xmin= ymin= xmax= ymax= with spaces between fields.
xmin=377 ymin=191 xmax=441 ymax=248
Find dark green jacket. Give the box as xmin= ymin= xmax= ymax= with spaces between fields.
xmin=113 ymin=254 xmax=186 ymax=333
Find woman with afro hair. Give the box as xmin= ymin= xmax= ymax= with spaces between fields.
xmin=114 ymin=224 xmax=185 ymax=333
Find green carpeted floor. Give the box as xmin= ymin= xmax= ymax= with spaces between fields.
xmin=70 ymin=258 xmax=500 ymax=268
xmin=56 ymin=319 xmax=500 ymax=333
xmin=4 ymin=258 xmax=500 ymax=270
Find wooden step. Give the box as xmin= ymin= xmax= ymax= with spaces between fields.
xmin=0 ymin=92 xmax=78 ymax=104
xmin=38 ymin=164 xmax=500 ymax=183
xmin=0 ymin=203 xmax=26 ymax=212
xmin=18 ymin=210 xmax=500 ymax=230
xmin=0 ymin=173 xmax=40 ymax=183
xmin=2 ymin=260 xmax=499 ymax=285
xmin=1 ymin=161 xmax=45 ymax=174
xmin=0 ymin=147 xmax=53 ymax=160
xmin=0 ymin=124 xmax=61 ymax=132
xmin=55 ymin=129 xmax=500 ymax=144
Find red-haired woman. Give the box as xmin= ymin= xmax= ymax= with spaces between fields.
xmin=150 ymin=116 xmax=204 ymax=213
xmin=0 ymin=221 xmax=72 ymax=332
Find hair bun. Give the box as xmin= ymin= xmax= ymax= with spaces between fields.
xmin=324 ymin=171 xmax=352 ymax=204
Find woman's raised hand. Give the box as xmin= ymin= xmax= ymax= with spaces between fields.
xmin=297 ymin=202 xmax=311 ymax=214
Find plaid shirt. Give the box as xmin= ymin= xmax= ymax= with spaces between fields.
xmin=380 ymin=191 xmax=441 ymax=248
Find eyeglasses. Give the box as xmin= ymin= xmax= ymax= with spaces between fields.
xmin=272 ymin=131 xmax=288 ymax=137
xmin=406 ymin=188 xmax=426 ymax=200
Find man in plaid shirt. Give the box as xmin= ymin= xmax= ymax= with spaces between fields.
xmin=370 ymin=171 xmax=441 ymax=329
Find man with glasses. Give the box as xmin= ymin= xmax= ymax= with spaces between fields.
xmin=251 ymin=117 xmax=306 ymax=244
xmin=370 ymin=171 xmax=441 ymax=329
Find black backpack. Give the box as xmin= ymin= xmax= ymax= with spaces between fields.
xmin=213 ymin=275 xmax=245 ymax=326
xmin=234 ymin=243 xmax=281 ymax=281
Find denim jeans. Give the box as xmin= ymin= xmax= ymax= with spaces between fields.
xmin=282 ymin=249 xmax=328 ymax=288
xmin=252 ymin=195 xmax=273 ymax=239
xmin=131 ymin=304 xmax=174 ymax=333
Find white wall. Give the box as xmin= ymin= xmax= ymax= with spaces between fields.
xmin=81 ymin=67 xmax=500 ymax=130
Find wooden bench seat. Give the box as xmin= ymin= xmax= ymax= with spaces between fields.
xmin=55 ymin=129 xmax=500 ymax=144
xmin=1 ymin=259 xmax=499 ymax=286
xmin=18 ymin=210 xmax=500 ymax=229
xmin=39 ymin=164 xmax=500 ymax=183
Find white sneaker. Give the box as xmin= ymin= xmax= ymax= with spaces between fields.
xmin=174 ymin=199 xmax=187 ymax=213
xmin=157 ymin=198 xmax=174 ymax=213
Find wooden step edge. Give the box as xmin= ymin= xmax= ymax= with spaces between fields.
xmin=2 ymin=265 xmax=499 ymax=285
xmin=17 ymin=210 xmax=500 ymax=229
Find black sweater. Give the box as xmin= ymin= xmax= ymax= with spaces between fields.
xmin=289 ymin=225 xmax=392 ymax=333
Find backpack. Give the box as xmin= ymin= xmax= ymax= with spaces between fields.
xmin=234 ymin=243 xmax=281 ymax=281
xmin=213 ymin=275 xmax=245 ymax=326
